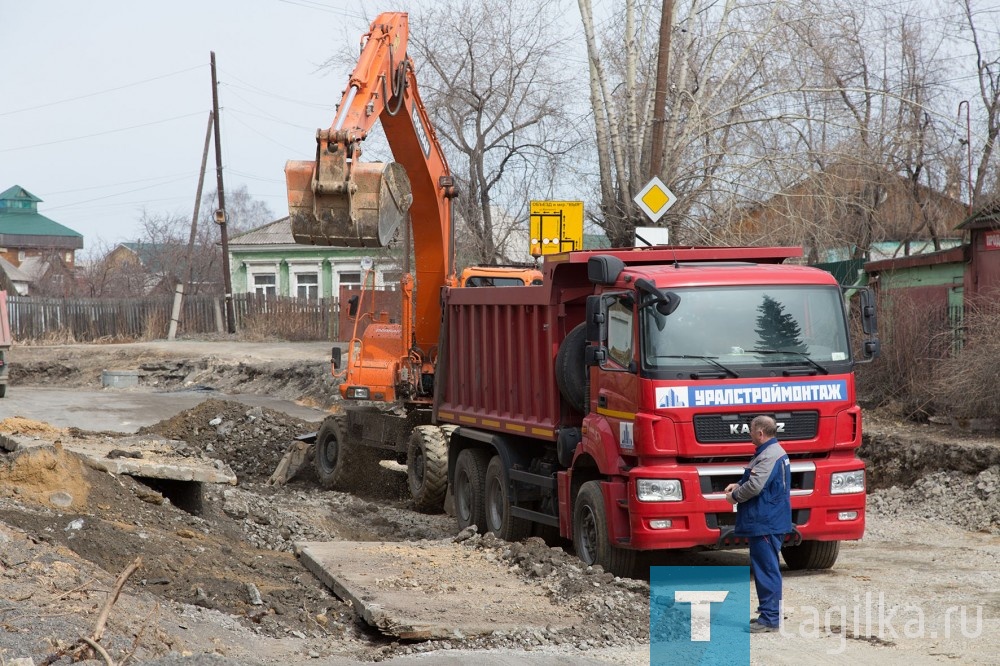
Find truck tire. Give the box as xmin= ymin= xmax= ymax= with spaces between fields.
xmin=453 ymin=448 xmax=490 ymax=532
xmin=484 ymin=456 xmax=532 ymax=542
xmin=407 ymin=426 xmax=449 ymax=513
xmin=314 ymin=414 xmax=374 ymax=490
xmin=555 ymin=323 xmax=588 ymax=413
xmin=573 ymin=481 xmax=636 ymax=577
xmin=0 ymin=384 xmax=6 ymax=398
xmin=781 ymin=540 xmax=840 ymax=570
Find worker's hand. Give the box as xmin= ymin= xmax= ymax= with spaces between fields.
xmin=724 ymin=483 xmax=738 ymax=505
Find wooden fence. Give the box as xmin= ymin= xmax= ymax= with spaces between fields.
xmin=4 ymin=292 xmax=403 ymax=343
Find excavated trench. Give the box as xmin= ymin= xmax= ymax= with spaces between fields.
xmin=861 ymin=420 xmax=1000 ymax=534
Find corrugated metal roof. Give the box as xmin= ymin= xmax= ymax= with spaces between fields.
xmin=229 ymin=217 xmax=294 ymax=245
xmin=0 ymin=211 xmax=83 ymax=238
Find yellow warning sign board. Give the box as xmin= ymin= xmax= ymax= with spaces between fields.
xmin=529 ymin=201 xmax=584 ymax=257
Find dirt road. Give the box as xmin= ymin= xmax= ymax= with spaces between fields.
xmin=1 ymin=341 xmax=999 ymax=664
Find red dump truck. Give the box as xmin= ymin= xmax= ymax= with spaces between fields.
xmin=436 ymin=247 xmax=879 ymax=575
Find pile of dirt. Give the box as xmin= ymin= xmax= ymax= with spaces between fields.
xmin=0 ymin=416 xmax=66 ymax=438
xmin=137 ymin=399 xmax=315 ymax=482
xmin=0 ymin=445 xmax=357 ymax=648
xmin=0 ymin=445 xmax=90 ymax=510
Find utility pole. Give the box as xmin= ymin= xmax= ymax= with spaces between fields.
xmin=211 ymin=51 xmax=237 ymax=334
xmin=648 ymin=0 xmax=674 ymax=179
xmin=648 ymin=0 xmax=675 ymax=240
xmin=168 ymin=111 xmax=214 ymax=341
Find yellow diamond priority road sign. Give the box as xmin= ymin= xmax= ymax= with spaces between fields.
xmin=633 ymin=177 xmax=676 ymax=223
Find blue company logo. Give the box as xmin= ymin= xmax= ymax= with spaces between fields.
xmin=650 ymin=566 xmax=750 ymax=665
xmin=657 ymin=380 xmax=847 ymax=408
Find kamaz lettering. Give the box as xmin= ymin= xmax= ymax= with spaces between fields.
xmin=729 ymin=422 xmax=785 ymax=435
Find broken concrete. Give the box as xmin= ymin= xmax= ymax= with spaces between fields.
xmin=296 ymin=540 xmax=586 ymax=640
xmin=6 ymin=433 xmax=237 ymax=485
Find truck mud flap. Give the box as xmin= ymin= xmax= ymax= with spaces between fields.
xmin=714 ymin=527 xmax=802 ymax=549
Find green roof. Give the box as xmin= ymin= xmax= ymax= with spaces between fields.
xmin=0 ymin=211 xmax=83 ymax=238
xmin=0 ymin=185 xmax=41 ymax=203
xmin=0 ymin=184 xmax=82 ymax=239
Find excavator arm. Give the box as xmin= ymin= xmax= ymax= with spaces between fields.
xmin=286 ymin=12 xmax=456 ymax=401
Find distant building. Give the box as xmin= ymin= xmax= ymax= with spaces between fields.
xmin=0 ymin=185 xmax=84 ymax=295
xmin=228 ymin=217 xmax=400 ymax=299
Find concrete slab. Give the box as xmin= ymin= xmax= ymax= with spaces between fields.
xmin=296 ymin=540 xmax=586 ymax=640
xmin=8 ymin=433 xmax=237 ymax=484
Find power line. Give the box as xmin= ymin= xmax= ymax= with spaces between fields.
xmin=0 ymin=65 xmax=204 ymax=117
xmin=0 ymin=111 xmax=206 ymax=153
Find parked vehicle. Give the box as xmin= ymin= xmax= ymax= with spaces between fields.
xmin=282 ymin=12 xmax=880 ymax=575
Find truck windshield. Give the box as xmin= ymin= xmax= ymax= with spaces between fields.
xmin=641 ymin=285 xmax=851 ymax=376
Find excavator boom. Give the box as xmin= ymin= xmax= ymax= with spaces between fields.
xmin=287 ymin=12 xmax=455 ymax=402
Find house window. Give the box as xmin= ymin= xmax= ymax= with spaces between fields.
xmin=253 ymin=273 xmax=276 ymax=297
xmin=339 ymin=271 xmax=362 ymax=288
xmin=18 ymin=250 xmax=25 ymax=261
xmin=382 ymin=271 xmax=401 ymax=291
xmin=296 ymin=272 xmax=319 ymax=300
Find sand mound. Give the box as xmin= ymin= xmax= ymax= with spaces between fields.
xmin=0 ymin=445 xmax=90 ymax=510
xmin=0 ymin=417 xmax=65 ymax=438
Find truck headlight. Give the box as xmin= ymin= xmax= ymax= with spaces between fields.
xmin=830 ymin=470 xmax=865 ymax=494
xmin=637 ymin=479 xmax=683 ymax=502
xmin=346 ymin=386 xmax=370 ymax=400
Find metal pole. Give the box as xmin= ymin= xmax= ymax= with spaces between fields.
xmin=211 ymin=51 xmax=237 ymax=334
xmin=958 ymin=100 xmax=973 ymax=214
xmin=169 ymin=110 xmax=214 ymax=340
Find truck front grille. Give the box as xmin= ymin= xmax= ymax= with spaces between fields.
xmin=693 ymin=411 xmax=819 ymax=443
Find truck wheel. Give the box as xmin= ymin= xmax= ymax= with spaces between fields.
xmin=555 ymin=324 xmax=588 ymax=413
xmin=407 ymin=426 xmax=448 ymax=513
xmin=314 ymin=414 xmax=373 ymax=490
xmin=573 ymin=481 xmax=636 ymax=577
xmin=484 ymin=456 xmax=532 ymax=542
xmin=454 ymin=448 xmax=490 ymax=532
xmin=0 ymin=384 xmax=6 ymax=398
xmin=781 ymin=540 xmax=840 ymax=570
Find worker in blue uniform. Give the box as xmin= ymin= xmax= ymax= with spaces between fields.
xmin=725 ymin=414 xmax=792 ymax=633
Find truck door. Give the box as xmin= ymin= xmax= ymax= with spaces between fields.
xmin=597 ymin=295 xmax=639 ymax=454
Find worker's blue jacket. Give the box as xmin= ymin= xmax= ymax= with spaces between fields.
xmin=732 ymin=438 xmax=792 ymax=537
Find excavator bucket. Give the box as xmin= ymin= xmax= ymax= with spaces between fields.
xmin=286 ymin=157 xmax=412 ymax=248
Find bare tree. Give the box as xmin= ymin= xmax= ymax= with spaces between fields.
xmin=955 ymin=0 xmax=1000 ymax=203
xmin=409 ymin=0 xmax=582 ymax=264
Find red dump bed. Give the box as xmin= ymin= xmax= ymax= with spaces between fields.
xmin=435 ymin=284 xmax=568 ymax=441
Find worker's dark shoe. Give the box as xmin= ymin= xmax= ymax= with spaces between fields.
xmin=749 ymin=620 xmax=779 ymax=633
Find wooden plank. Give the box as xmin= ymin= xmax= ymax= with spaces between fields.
xmin=296 ymin=540 xmax=584 ymax=640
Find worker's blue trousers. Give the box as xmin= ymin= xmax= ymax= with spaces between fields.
xmin=749 ymin=534 xmax=783 ymax=627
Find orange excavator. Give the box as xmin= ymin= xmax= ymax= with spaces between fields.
xmin=277 ymin=12 xmax=496 ymax=508
xmin=286 ymin=11 xmax=456 ymax=406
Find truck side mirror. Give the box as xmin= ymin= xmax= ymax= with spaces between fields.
xmin=860 ymin=288 xmax=878 ymax=336
xmin=587 ymin=255 xmax=625 ymax=286
xmin=347 ymin=295 xmax=360 ymax=319
xmin=864 ymin=339 xmax=881 ymax=359
xmin=331 ymin=346 xmax=342 ymax=370
xmin=585 ymin=295 xmax=606 ymax=343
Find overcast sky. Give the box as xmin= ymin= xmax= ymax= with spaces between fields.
xmin=0 ymin=1 xmax=459 ymax=250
